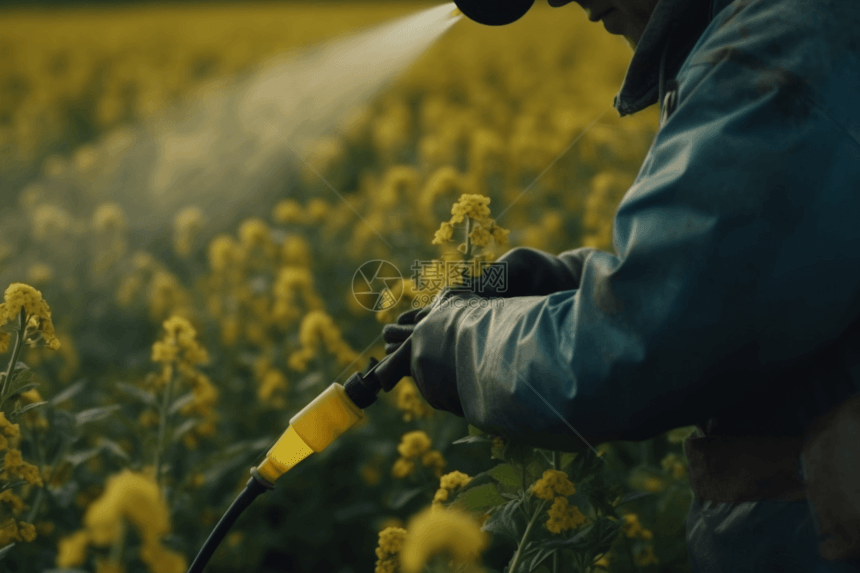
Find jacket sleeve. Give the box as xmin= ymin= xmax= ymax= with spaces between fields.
xmin=413 ymin=0 xmax=860 ymax=452
xmin=490 ymin=246 xmax=599 ymax=297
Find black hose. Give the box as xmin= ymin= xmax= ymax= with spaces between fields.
xmin=187 ymin=468 xmax=275 ymax=573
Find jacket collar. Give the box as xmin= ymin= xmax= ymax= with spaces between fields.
xmin=612 ymin=0 xmax=724 ymax=116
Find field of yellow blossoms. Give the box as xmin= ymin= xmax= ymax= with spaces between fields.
xmin=0 ymin=2 xmax=696 ymax=572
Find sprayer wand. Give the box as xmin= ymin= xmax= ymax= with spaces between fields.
xmin=185 ymin=332 xmax=414 ymax=573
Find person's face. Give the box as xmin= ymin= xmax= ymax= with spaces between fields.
xmin=547 ymin=0 xmax=660 ymax=49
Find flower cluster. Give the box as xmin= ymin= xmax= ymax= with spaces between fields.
xmin=620 ymin=512 xmax=654 ymax=541
xmin=150 ymin=316 xmax=218 ymax=446
xmin=661 ymin=453 xmax=688 ymax=479
xmin=432 ymin=193 xmax=509 ymax=256
xmin=399 ymin=506 xmax=489 ymax=573
xmin=391 ymin=430 xmax=446 ymax=480
xmin=287 ymin=310 xmax=358 ymax=372
xmin=172 ymin=206 xmax=205 ymax=258
xmin=56 ymin=470 xmax=186 ymax=573
xmin=432 ymin=470 xmax=472 ymax=507
xmin=374 ymin=526 xmax=407 ymax=573
xmin=392 ymin=377 xmax=433 ymax=423
xmin=0 ymin=283 xmax=60 ymax=350
xmin=530 ymin=469 xmax=576 ymax=501
xmin=545 ymin=496 xmax=588 ymax=534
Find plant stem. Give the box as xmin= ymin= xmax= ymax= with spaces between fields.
xmin=154 ymin=367 xmax=175 ymax=488
xmin=1 ymin=308 xmax=26 ymax=400
xmin=552 ymin=451 xmax=560 ymax=573
xmin=508 ymin=499 xmax=548 ymax=573
xmin=109 ymin=518 xmax=127 ymax=566
xmin=465 ymin=215 xmax=473 ymax=260
xmin=24 ymin=426 xmax=46 ymax=524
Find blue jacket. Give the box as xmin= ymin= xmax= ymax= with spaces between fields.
xmin=415 ymin=0 xmax=860 ymax=453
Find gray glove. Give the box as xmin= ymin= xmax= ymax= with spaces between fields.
xmin=381 ymin=245 xmax=597 ymax=354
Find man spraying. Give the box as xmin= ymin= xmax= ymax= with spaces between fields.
xmin=382 ymin=0 xmax=860 ymax=571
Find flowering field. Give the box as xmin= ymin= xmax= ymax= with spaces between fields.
xmin=0 ymin=2 xmax=696 ymax=573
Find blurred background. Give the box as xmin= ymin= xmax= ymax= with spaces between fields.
xmin=0 ymin=1 xmax=692 ymax=572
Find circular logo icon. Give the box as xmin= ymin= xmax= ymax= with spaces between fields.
xmin=352 ymin=260 xmax=403 ymax=311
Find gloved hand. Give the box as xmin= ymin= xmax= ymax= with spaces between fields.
xmin=380 ymin=246 xmax=596 ymax=414
xmin=382 ymin=245 xmax=595 ymax=354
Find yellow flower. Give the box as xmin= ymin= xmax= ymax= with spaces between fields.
xmin=634 ymin=545 xmax=659 ymax=566
xmin=545 ymin=496 xmax=587 ymax=534
xmin=208 ymin=234 xmax=241 ymax=273
xmin=450 ymin=194 xmax=491 ymax=224
xmin=0 ymin=412 xmax=20 ymax=438
xmin=432 ymin=222 xmax=455 ymax=245
xmin=0 ymin=283 xmax=61 ymax=350
xmin=433 ymin=471 xmax=472 ymax=507
xmin=18 ymin=521 xmax=36 ymax=542
xmin=258 ymin=368 xmax=288 ymax=404
xmin=530 ymin=469 xmax=576 ymax=501
xmin=83 ymin=470 xmax=170 ymax=546
xmin=272 ymin=199 xmax=305 ymax=224
xmin=660 ymin=453 xmax=688 ymax=479
xmin=26 ymin=263 xmax=54 ymax=285
xmin=622 ymin=513 xmax=652 ymax=539
xmin=391 ymin=458 xmax=415 ymax=479
xmin=172 ymin=206 xmax=204 ymax=258
xmin=394 ymin=378 xmax=433 ymax=422
xmin=439 ymin=471 xmax=472 ymax=491
xmin=361 ymin=464 xmax=381 ymax=486
xmin=397 ymin=431 xmax=432 ymax=459
xmin=138 ymin=539 xmax=187 ymax=573
xmin=420 ymin=450 xmax=447 ymax=479
xmin=399 ymin=506 xmax=489 ymax=573
xmin=281 ymin=235 xmax=312 ymax=267
xmin=644 ymin=476 xmax=665 ymax=492
xmin=3 ymin=448 xmax=43 ymax=486
xmin=92 ymin=203 xmax=127 ymax=233
xmin=288 ymin=310 xmax=357 ymax=370
xmin=238 ymin=217 xmax=270 ymax=247
xmin=306 ymin=198 xmax=331 ymax=221
xmin=375 ymin=526 xmax=408 ymax=573
xmin=0 ymin=490 xmax=26 ymax=514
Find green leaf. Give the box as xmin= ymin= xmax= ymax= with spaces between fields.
xmin=75 ymin=405 xmax=120 ymax=426
xmin=568 ymin=448 xmax=605 ymax=481
xmin=50 ymin=379 xmax=87 ymax=406
xmin=1 ymin=480 xmax=27 ymax=493
xmin=451 ymin=435 xmax=493 ymax=446
xmin=115 ymin=382 xmax=157 ymax=407
xmin=15 ymin=401 xmax=47 ymax=416
xmin=452 ymin=482 xmax=506 ymax=512
xmin=98 ymin=438 xmax=130 ymax=462
xmin=388 ymin=487 xmax=425 ymax=510
xmin=467 ymin=424 xmax=485 ymax=437
xmin=560 ymin=452 xmax=577 ymax=469
xmin=481 ymin=498 xmax=528 ymax=543
xmin=527 ymin=545 xmax=554 ymax=572
xmin=503 ymin=441 xmax=536 ymax=467
xmin=168 ymin=392 xmax=195 ymax=416
xmin=616 ymin=491 xmax=653 ymax=506
xmin=0 ymin=543 xmax=15 ymax=561
xmin=65 ymin=448 xmax=101 ymax=467
xmin=488 ymin=463 xmax=523 ymax=489
xmin=171 ymin=419 xmax=197 ymax=442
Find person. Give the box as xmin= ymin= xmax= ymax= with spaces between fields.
xmin=382 ymin=0 xmax=860 ymax=570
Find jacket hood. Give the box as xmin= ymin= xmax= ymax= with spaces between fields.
xmin=612 ymin=0 xmax=716 ymax=116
